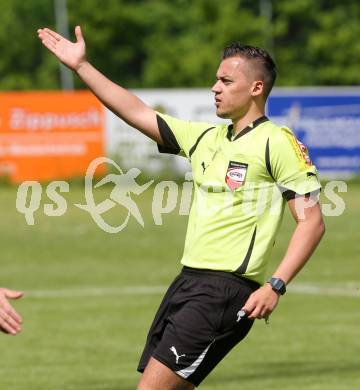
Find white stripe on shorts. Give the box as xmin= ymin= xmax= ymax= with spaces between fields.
xmin=176 ymin=339 xmax=215 ymax=379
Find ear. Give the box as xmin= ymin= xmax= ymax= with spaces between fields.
xmin=251 ymin=80 xmax=264 ymax=97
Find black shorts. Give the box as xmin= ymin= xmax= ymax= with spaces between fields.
xmin=137 ymin=266 xmax=260 ymax=386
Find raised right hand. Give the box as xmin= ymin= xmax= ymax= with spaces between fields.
xmin=37 ymin=25 xmax=86 ymax=72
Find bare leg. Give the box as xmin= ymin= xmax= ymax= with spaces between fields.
xmin=137 ymin=357 xmax=195 ymax=390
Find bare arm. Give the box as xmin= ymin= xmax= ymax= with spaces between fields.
xmin=0 ymin=288 xmax=23 ymax=335
xmin=37 ymin=26 xmax=161 ymax=144
xmin=271 ymin=197 xmax=325 ymax=284
xmin=242 ymin=196 xmax=325 ymax=320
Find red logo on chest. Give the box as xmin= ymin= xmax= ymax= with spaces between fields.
xmin=225 ymin=161 xmax=248 ymax=191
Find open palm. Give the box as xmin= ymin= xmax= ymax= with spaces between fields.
xmin=37 ymin=26 xmax=86 ymax=71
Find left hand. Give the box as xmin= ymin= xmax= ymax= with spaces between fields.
xmin=242 ymin=283 xmax=280 ymax=320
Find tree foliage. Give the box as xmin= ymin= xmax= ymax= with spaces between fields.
xmin=273 ymin=0 xmax=360 ymax=85
xmin=1 ymin=0 xmax=359 ymax=90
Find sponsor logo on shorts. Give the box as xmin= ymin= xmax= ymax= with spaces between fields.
xmin=236 ymin=310 xmax=246 ymax=322
xmin=170 ymin=346 xmax=186 ymax=364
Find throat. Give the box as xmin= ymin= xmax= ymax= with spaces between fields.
xmin=227 ymin=115 xmax=269 ymax=141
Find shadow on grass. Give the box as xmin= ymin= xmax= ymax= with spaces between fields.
xmin=64 ymin=379 xmax=135 ymax=390
xmin=207 ymin=359 xmax=360 ymax=385
xmin=65 ymin=359 xmax=359 ymax=389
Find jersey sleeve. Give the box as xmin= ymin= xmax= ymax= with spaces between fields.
xmin=269 ymin=126 xmax=321 ymax=199
xmin=156 ymin=112 xmax=215 ymax=159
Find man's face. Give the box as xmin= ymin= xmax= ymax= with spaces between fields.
xmin=212 ymin=57 xmax=261 ymax=120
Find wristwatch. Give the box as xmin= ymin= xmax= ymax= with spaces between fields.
xmin=267 ymin=277 xmax=286 ymax=295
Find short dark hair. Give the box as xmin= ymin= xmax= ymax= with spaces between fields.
xmin=222 ymin=43 xmax=277 ymax=100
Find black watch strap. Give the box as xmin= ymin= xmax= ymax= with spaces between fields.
xmin=267 ymin=277 xmax=286 ymax=295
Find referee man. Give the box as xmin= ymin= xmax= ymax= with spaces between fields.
xmin=37 ymin=26 xmax=325 ymax=389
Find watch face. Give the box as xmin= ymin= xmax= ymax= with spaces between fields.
xmin=274 ymin=279 xmax=282 ymax=289
xmin=270 ymin=278 xmax=286 ymax=294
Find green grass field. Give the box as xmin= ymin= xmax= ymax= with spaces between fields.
xmin=0 ymin=179 xmax=359 ymax=390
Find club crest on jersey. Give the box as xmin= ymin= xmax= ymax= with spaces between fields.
xmin=225 ymin=161 xmax=248 ymax=191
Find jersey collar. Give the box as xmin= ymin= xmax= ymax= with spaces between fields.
xmin=226 ymin=115 xmax=269 ymax=141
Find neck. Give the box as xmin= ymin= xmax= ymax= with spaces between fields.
xmin=232 ymin=106 xmax=264 ymax=135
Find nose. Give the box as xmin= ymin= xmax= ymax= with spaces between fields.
xmin=212 ymin=80 xmax=221 ymax=94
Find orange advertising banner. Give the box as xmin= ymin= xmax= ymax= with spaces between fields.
xmin=0 ymin=91 xmax=105 ymax=183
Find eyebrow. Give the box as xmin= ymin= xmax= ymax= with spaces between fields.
xmin=216 ymin=75 xmax=233 ymax=80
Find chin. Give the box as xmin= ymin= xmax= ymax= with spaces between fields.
xmin=216 ymin=109 xmax=230 ymax=119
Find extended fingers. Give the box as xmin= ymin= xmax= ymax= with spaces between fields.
xmin=7 ymin=305 xmax=22 ymax=324
xmin=0 ymin=308 xmax=22 ymax=335
xmin=38 ymin=29 xmax=58 ymax=45
xmin=0 ymin=296 xmax=23 ymax=334
xmin=39 ymin=37 xmax=57 ymax=54
xmin=43 ymin=28 xmax=62 ymax=41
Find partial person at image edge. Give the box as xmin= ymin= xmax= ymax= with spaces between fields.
xmin=0 ymin=288 xmax=23 ymax=335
